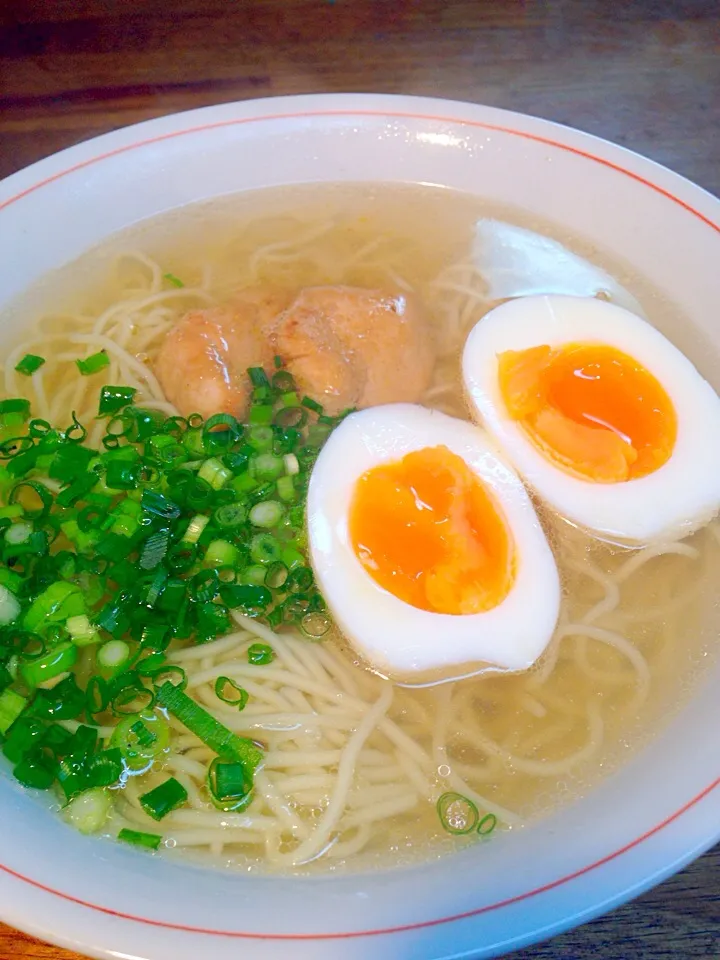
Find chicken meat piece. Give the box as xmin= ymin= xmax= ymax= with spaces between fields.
xmin=154 ymin=287 xmax=291 ymax=419
xmin=268 ymin=286 xmax=434 ymax=415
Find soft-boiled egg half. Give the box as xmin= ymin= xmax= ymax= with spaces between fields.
xmin=307 ymin=404 xmax=560 ymax=683
xmin=463 ymin=294 xmax=720 ymax=544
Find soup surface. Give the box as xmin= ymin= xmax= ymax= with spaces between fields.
xmin=0 ymin=183 xmax=718 ymax=874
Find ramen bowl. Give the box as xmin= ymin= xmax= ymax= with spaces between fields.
xmin=0 ymin=94 xmax=718 ymax=960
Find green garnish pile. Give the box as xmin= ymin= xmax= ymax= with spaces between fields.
xmin=0 ymin=359 xmax=348 ymax=836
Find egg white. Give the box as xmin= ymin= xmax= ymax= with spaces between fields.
xmin=462 ymin=294 xmax=720 ymax=544
xmin=307 ymin=404 xmax=560 ymax=683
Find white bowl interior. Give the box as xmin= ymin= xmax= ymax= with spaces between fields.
xmin=0 ymin=95 xmax=718 ymax=960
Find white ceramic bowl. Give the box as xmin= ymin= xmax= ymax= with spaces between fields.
xmin=0 ymin=94 xmax=718 ymax=960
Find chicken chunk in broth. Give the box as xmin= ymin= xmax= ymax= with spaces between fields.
xmin=156 ymin=284 xmax=434 ymax=419
xmin=155 ymin=286 xmax=291 ymax=420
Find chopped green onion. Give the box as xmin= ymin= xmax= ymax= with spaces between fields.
xmin=437 ymin=792 xmax=479 ymax=835
xmin=0 ymin=583 xmax=20 ymax=625
xmin=0 ymin=398 xmax=31 ymax=419
xmin=23 ymin=581 xmax=84 ymax=632
xmin=5 ymin=521 xmax=33 ymax=545
xmin=248 ymin=367 xmax=270 ymax=389
xmin=220 ymin=583 xmax=271 ymax=611
xmin=249 ymin=404 xmax=274 ymax=426
xmin=213 ymin=503 xmax=245 ymax=528
xmin=118 ymin=828 xmax=162 ymax=850
xmin=139 ymin=527 xmax=170 ymax=570
xmin=198 ymin=457 xmax=233 ymax=490
xmin=300 ymin=611 xmax=332 ymax=640
xmin=141 ymin=489 xmax=181 ymax=520
xmin=272 ymin=370 xmax=295 ymax=392
xmin=105 ymin=458 xmax=141 ymax=490
xmin=14 ymin=754 xmax=55 ymax=789
xmin=31 ymin=675 xmax=85 ymax=720
xmin=182 ymin=514 xmax=209 ymax=544
xmin=130 ymin=719 xmax=157 ymax=748
xmin=157 ymin=681 xmax=263 ymax=770
xmin=246 ymin=425 xmax=273 ymax=451
xmin=283 ymin=453 xmax=300 ymax=475
xmin=215 ymin=676 xmax=249 ymax=709
xmin=139 ymin=777 xmax=188 ymax=821
xmin=207 ymin=757 xmax=253 ymax=811
xmin=98 ymin=386 xmax=137 ymax=417
xmin=66 ymin=614 xmax=100 ymax=647
xmin=477 ymin=813 xmax=498 ymax=836
xmin=302 ymin=396 xmax=323 ymax=414
xmin=275 ymin=475 xmax=295 ymax=502
xmin=0 ymin=359 xmax=342 ymax=809
xmin=146 ymin=664 xmax=187 ymax=692
xmin=76 ymin=351 xmax=110 ymax=376
xmin=56 ymin=472 xmax=99 ymax=508
xmin=20 ymin=642 xmax=78 ymax=688
xmin=163 ymin=272 xmax=184 ymax=288
xmin=249 ymin=533 xmax=282 ymax=564
xmin=273 ymin=403 xmax=308 ymax=428
xmin=140 ymin=623 xmax=171 ymax=651
xmin=110 ymin=709 xmax=170 ymax=770
xmin=247 ymin=643 xmax=274 ymax=666
xmin=283 ymin=553 xmax=308 ymax=579
xmin=264 ymin=561 xmax=288 ymax=590
xmin=63 ymin=787 xmax=112 ymax=834
xmin=14 ymin=354 xmax=45 ymax=376
xmin=111 ymin=684 xmax=154 ymax=716
xmin=9 ymin=479 xmax=53 ymax=520
xmin=238 ymin=565 xmax=269 ymax=587
xmin=252 ymin=454 xmax=283 ymax=481
xmin=0 ymin=689 xmax=27 ymax=734
xmin=204 ymin=539 xmax=238 ymax=568
xmin=97 ymin=639 xmax=130 ymax=672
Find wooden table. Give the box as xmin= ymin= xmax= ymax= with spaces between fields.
xmin=0 ymin=1 xmax=718 ymax=958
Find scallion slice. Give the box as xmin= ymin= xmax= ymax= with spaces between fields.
xmin=14 ymin=354 xmax=46 ymax=376
xmin=477 ymin=813 xmax=498 ymax=836
xmin=300 ymin=611 xmax=331 ymax=640
xmin=204 ymin=539 xmax=238 ymax=568
xmin=249 ymin=533 xmax=282 ymax=564
xmin=182 ymin=514 xmax=209 ymax=544
xmin=301 ymin=396 xmax=323 ymax=414
xmin=198 ymin=457 xmax=233 ymax=490
xmin=207 ymin=756 xmax=252 ymax=811
xmin=157 ymin=681 xmax=263 ymax=771
xmin=139 ymin=776 xmax=188 ymax=821
xmin=110 ymin=709 xmax=170 ymax=770
xmin=63 ymin=787 xmax=112 ymax=835
xmin=97 ymin=639 xmax=131 ymax=673
xmin=0 ymin=583 xmax=20 ymax=626
xmin=215 ymin=676 xmax=249 ymax=709
xmin=66 ymin=614 xmax=99 ymax=647
xmin=118 ymin=828 xmax=162 ymax=850
xmin=437 ymin=792 xmax=479 ymax=835
xmin=0 ymin=689 xmax=27 ymax=735
xmin=98 ymin=386 xmax=137 ymax=417
xmin=76 ymin=351 xmax=110 ymax=376
xmin=20 ymin=642 xmax=78 ymax=688
xmin=247 ymin=643 xmax=274 ymax=666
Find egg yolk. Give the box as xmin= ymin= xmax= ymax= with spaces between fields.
xmin=349 ymin=446 xmax=515 ymax=615
xmin=498 ymin=343 xmax=677 ymax=482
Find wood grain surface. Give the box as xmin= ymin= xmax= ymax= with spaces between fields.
xmin=0 ymin=1 xmax=718 ymax=958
